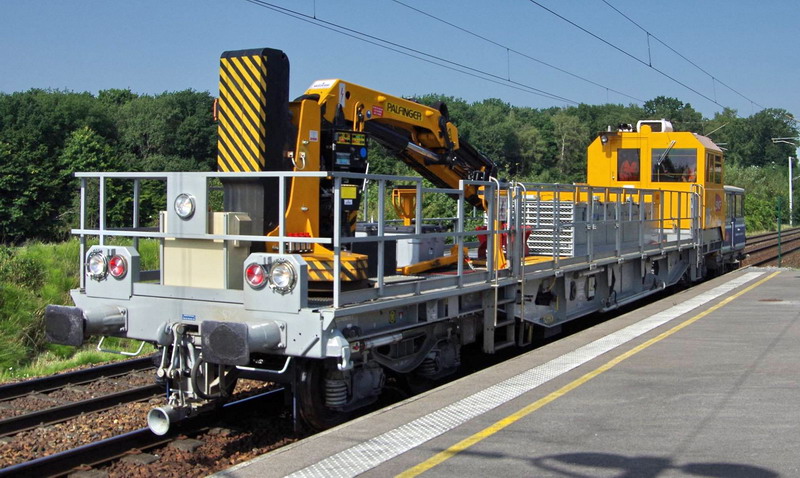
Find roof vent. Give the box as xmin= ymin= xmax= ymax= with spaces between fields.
xmin=636 ymin=119 xmax=674 ymax=133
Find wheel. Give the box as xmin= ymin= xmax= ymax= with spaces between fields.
xmin=296 ymin=359 xmax=353 ymax=431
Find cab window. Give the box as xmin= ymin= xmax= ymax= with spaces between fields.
xmin=652 ymin=148 xmax=697 ymax=182
xmin=617 ymin=149 xmax=640 ymax=181
xmin=726 ymin=194 xmax=734 ymax=219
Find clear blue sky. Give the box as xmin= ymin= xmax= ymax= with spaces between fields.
xmin=1 ymin=0 xmax=798 ymax=123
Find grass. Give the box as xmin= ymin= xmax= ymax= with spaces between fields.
xmin=0 ymin=238 xmax=160 ymax=382
xmin=0 ymin=342 xmax=155 ymax=381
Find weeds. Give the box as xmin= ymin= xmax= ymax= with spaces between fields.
xmin=0 ymin=238 xmax=160 ymax=379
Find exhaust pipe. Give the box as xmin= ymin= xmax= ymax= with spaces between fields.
xmin=147 ymin=406 xmax=187 ymax=436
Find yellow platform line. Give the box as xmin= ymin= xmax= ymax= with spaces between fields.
xmin=397 ymin=270 xmax=781 ymax=478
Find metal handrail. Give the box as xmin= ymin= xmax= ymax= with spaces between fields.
xmin=73 ymin=169 xmax=703 ymax=308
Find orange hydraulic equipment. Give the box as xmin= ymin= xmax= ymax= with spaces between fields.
xmin=215 ymin=48 xmax=498 ymax=282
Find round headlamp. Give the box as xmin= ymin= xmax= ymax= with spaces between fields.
xmin=86 ymin=251 xmax=108 ymax=280
xmin=269 ymin=261 xmax=296 ymax=294
xmin=174 ymin=193 xmax=196 ymax=219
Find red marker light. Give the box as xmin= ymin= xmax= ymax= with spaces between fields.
xmin=108 ymin=255 xmax=127 ymax=279
xmin=245 ymin=263 xmax=267 ymax=289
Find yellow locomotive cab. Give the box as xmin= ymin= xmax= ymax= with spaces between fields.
xmin=587 ymin=119 xmax=726 ymax=243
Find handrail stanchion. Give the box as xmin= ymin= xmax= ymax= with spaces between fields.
xmin=457 ymin=180 xmax=465 ymax=288
xmin=588 ymin=186 xmax=595 ymax=263
xmin=677 ymin=191 xmax=682 ymax=246
xmin=415 ymin=179 xmax=423 ymax=237
xmin=516 ymin=182 xmax=528 ymax=331
xmin=79 ymin=177 xmax=87 ymax=291
xmin=133 ymin=178 xmax=140 ymax=252
xmin=615 ymin=189 xmax=622 ymax=257
xmin=377 ymin=179 xmax=386 ymax=296
xmin=554 ymin=185 xmax=561 ymax=268
xmin=278 ymin=175 xmax=286 ymax=254
xmin=487 ymin=180 xmax=496 ymax=276
xmin=333 ymin=176 xmax=342 ymax=308
xmin=638 ymin=189 xmax=645 ymax=254
xmin=99 ymin=175 xmax=106 ymax=246
xmin=659 ymin=190 xmax=665 ymax=253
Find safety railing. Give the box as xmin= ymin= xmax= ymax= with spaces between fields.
xmin=71 ymin=170 xmax=701 ymax=309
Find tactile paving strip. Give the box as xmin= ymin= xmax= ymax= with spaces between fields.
xmin=287 ymin=271 xmax=764 ymax=478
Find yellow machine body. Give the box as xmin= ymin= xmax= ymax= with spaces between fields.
xmin=586 ymin=123 xmax=726 ymax=234
xmin=215 ymin=50 xmax=500 ymax=281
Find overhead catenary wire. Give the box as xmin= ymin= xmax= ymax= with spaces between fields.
xmin=599 ymin=0 xmax=765 ymax=110
xmin=526 ymin=0 xmax=736 ymax=111
xmin=391 ymin=0 xmax=644 ymax=104
xmin=242 ymin=0 xmax=580 ymax=105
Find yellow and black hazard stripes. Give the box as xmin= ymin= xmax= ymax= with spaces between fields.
xmin=217 ymin=54 xmax=269 ymax=172
xmin=305 ymin=253 xmax=369 ymax=282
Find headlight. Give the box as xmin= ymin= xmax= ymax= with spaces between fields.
xmin=86 ymin=251 xmax=108 ymax=280
xmin=174 ymin=193 xmax=196 ymax=219
xmin=269 ymin=261 xmax=296 ymax=294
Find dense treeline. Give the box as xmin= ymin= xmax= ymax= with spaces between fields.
xmin=0 ymin=89 xmax=216 ymax=243
xmin=0 ymin=89 xmax=797 ymax=243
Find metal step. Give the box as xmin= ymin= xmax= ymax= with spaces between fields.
xmin=495 ymin=318 xmax=515 ymax=327
xmin=493 ymin=340 xmax=515 ymax=351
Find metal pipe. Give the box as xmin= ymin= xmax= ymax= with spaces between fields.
xmin=147 ymin=405 xmax=187 ymax=436
xmin=377 ymin=179 xmax=386 ymax=296
xmin=79 ymin=177 xmax=86 ymax=291
xmin=133 ymin=178 xmax=140 ymax=252
xmin=333 ymin=176 xmax=342 ymax=308
xmin=457 ymin=180 xmax=465 ymax=288
xmin=99 ymin=176 xmax=106 ymax=246
xmin=405 ymin=142 xmax=440 ymax=163
xmin=279 ymin=176 xmax=286 ymax=254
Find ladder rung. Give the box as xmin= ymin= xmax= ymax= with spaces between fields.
xmin=493 ymin=340 xmax=515 ymax=351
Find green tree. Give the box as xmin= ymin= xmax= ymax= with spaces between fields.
xmin=116 ymin=90 xmax=216 ymax=171
xmin=551 ymin=110 xmax=588 ymax=181
xmin=58 ymin=126 xmax=126 ymax=229
xmin=0 ymin=90 xmax=115 ymax=242
xmin=721 ymin=108 xmax=796 ymax=167
xmin=643 ymin=96 xmax=703 ymax=132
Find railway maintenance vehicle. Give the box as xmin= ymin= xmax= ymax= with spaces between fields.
xmin=43 ymin=47 xmax=746 ymax=434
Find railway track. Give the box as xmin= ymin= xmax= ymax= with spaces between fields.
xmin=743 ymin=228 xmax=800 ymax=267
xmin=0 ymin=356 xmax=160 ymax=436
xmin=0 ymin=388 xmax=284 ymax=478
xmin=0 ymin=356 xmax=154 ymax=400
xmin=0 ymin=230 xmax=793 ymax=477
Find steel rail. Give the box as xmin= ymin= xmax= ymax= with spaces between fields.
xmin=745 ymin=235 xmax=800 ymax=256
xmin=0 ymin=388 xmax=284 ymax=478
xmin=0 ymin=384 xmax=164 ymax=436
xmin=0 ymin=356 xmax=155 ymax=401
xmin=750 ymin=243 xmax=800 ymax=266
xmin=745 ymin=228 xmax=800 ymax=248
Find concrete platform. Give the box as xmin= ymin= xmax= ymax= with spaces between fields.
xmin=215 ymin=267 xmax=799 ymax=478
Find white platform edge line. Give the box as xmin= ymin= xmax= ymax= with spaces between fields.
xmin=240 ymin=271 xmax=765 ymax=478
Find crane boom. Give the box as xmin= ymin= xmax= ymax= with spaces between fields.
xmin=214 ymin=47 xmax=499 ymax=280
